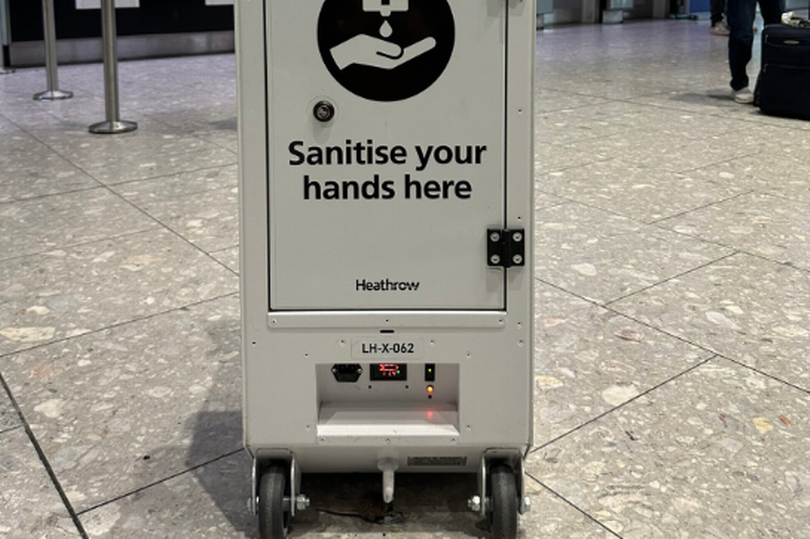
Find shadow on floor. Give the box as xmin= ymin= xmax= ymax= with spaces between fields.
xmin=188 ymin=410 xmax=488 ymax=537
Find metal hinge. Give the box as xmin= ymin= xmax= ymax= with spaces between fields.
xmin=487 ymin=228 xmax=525 ymax=268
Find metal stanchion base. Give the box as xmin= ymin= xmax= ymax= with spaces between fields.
xmin=34 ymin=89 xmax=74 ymax=101
xmin=89 ymin=120 xmax=138 ymax=135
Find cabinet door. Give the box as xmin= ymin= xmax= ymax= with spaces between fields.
xmin=267 ymin=0 xmax=506 ymax=310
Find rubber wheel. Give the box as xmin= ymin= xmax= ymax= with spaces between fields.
xmin=258 ymin=466 xmax=290 ymax=539
xmin=489 ymin=464 xmax=518 ymax=539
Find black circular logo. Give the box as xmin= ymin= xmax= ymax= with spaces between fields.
xmin=318 ymin=0 xmax=455 ymax=102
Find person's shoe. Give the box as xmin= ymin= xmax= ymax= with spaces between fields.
xmin=733 ymin=87 xmax=754 ymax=104
xmin=710 ymin=21 xmax=730 ymax=36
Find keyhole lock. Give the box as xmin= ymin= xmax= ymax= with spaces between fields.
xmin=313 ymin=100 xmax=335 ymax=123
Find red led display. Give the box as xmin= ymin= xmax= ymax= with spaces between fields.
xmin=369 ymin=363 xmax=408 ymax=381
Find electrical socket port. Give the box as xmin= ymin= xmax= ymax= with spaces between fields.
xmin=332 ymin=364 xmax=363 ymax=383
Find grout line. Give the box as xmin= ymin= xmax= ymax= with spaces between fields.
xmin=0 ymin=184 xmax=104 ymax=207
xmin=0 ymin=372 xmax=90 ymax=539
xmin=103 ymin=189 xmax=240 ymax=277
xmin=0 ymin=227 xmax=162 ymax=265
xmin=603 ymin=250 xmax=740 ymax=306
xmin=599 ymin=307 xmax=721 ymax=358
xmin=12 ymin=113 xmax=236 ymax=185
xmin=734 ymin=251 xmax=810 ymax=275
xmin=524 ymin=472 xmax=624 ymax=538
xmin=529 ymin=356 xmax=716 ymax=453
xmin=106 ymin=163 xmax=237 ymax=192
xmin=0 ymin=162 xmax=235 ymax=207
xmin=75 ymin=448 xmax=245 ymax=517
xmin=714 ymin=355 xmax=810 ymax=395
xmin=0 ymin=424 xmax=24 ymax=436
xmin=646 ymin=190 xmax=755 ymax=225
xmin=0 ymin=291 xmax=239 ymax=361
xmin=538 ymin=277 xmax=810 ymax=394
xmin=669 ymin=151 xmax=763 ymax=176
xmin=535 ymin=275 xmax=724 ymax=362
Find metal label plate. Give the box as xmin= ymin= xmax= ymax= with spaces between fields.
xmin=351 ymin=337 xmax=424 ymax=359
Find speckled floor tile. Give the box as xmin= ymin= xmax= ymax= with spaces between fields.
xmin=538 ymin=159 xmax=748 ymax=223
xmin=535 ymin=203 xmax=733 ymax=304
xmin=0 ymin=228 xmax=238 ymax=356
xmin=535 ymin=108 xmax=633 ymax=146
xmin=658 ymin=192 xmax=810 ymax=270
xmin=0 ymin=428 xmax=80 ymax=538
xmin=78 ymin=448 xmax=611 ymax=538
xmin=610 ymin=253 xmax=810 ymax=391
xmin=631 ymin=92 xmax=810 ymax=130
xmin=117 ymin=84 xmax=236 ymax=118
xmin=31 ymin=120 xmax=236 ymax=185
xmin=0 ymin=136 xmax=99 ymax=204
xmin=533 ymin=284 xmax=712 ymax=446
xmin=628 ymin=89 xmax=753 ymax=116
xmin=683 ymin=153 xmax=810 ymax=205
xmin=0 ymin=188 xmax=158 ymax=261
xmin=0 ymin=114 xmax=15 ymax=132
xmin=598 ymin=106 xmax=750 ymax=141
xmin=194 ymin=125 xmax=239 ymax=154
xmin=521 ymin=481 xmax=616 ymax=539
xmin=536 ymin=103 xmax=748 ymax=148
xmin=534 ymin=189 xmax=568 ymax=212
xmin=210 ymin=246 xmax=240 ymax=274
xmin=144 ymin=104 xmax=237 ymax=132
xmin=0 ymin=386 xmax=19 ymax=434
xmin=294 ymin=472 xmax=613 ymax=538
xmin=539 ymin=78 xmax=669 ymax=100
xmin=527 ymin=359 xmax=810 ymax=538
xmin=532 ymin=88 xmax=611 ymax=114
xmin=535 ymin=144 xmax=608 ymax=175
xmin=78 ymin=451 xmax=254 ymax=538
xmin=2 ymin=295 xmax=241 ymax=513
xmin=136 ymin=186 xmax=237 ymax=252
xmin=114 ymin=168 xmax=238 ymax=253
xmin=113 ymin=165 xmax=237 ymax=202
xmin=567 ymin=129 xmax=764 ymax=174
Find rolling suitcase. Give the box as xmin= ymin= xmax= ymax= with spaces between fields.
xmin=754 ymin=23 xmax=810 ymax=120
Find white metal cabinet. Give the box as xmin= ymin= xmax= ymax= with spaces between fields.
xmin=237 ymin=1 xmax=535 ymax=537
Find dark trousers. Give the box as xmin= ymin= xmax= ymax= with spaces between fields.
xmin=727 ymin=0 xmax=784 ymax=90
xmin=711 ymin=0 xmax=725 ymax=25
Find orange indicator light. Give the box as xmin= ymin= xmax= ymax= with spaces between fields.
xmin=427 ymin=385 xmax=435 ymax=394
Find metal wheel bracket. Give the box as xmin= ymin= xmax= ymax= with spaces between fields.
xmin=250 ymin=451 xmax=305 ymax=517
xmin=474 ymin=449 xmax=529 ymax=517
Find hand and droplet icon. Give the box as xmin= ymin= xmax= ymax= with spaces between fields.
xmin=380 ymin=20 xmax=393 ymax=38
xmin=330 ymin=0 xmax=436 ymax=71
xmin=318 ymin=0 xmax=455 ymax=101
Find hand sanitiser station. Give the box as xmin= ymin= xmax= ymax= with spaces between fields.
xmin=236 ymin=1 xmax=535 ymax=537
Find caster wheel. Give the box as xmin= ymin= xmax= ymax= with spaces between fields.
xmin=258 ymin=465 xmax=290 ymax=539
xmin=489 ymin=464 xmax=518 ymax=539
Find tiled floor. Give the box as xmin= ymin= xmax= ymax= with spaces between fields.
xmin=1 ymin=16 xmax=809 ymax=539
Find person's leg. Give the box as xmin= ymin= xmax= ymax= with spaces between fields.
xmin=728 ymin=0 xmax=757 ymax=90
xmin=758 ymin=0 xmax=784 ymax=26
xmin=711 ymin=0 xmax=725 ymax=25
